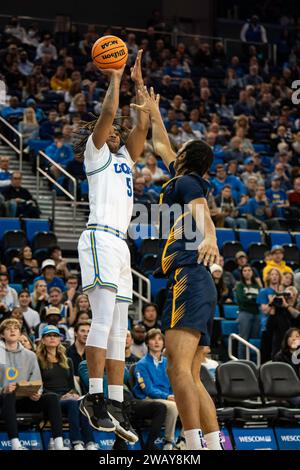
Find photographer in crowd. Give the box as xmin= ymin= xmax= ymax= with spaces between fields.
xmin=265 ymin=286 xmax=300 ymax=358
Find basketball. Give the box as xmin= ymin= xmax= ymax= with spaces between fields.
xmin=91 ymin=35 xmax=128 ymax=69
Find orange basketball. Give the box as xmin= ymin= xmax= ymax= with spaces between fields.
xmin=91 ymin=35 xmax=128 ymax=69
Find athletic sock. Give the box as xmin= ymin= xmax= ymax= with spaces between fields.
xmin=205 ymin=431 xmax=223 ymax=450
xmin=11 ymin=438 xmax=21 ymax=450
xmin=108 ymin=384 xmax=123 ymax=403
xmin=184 ymin=429 xmax=207 ymax=450
xmin=54 ymin=437 xmax=64 ymax=450
xmin=89 ymin=378 xmax=103 ymax=395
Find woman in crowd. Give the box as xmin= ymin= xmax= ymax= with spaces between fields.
xmin=18 ymin=107 xmax=40 ymax=145
xmin=19 ymin=332 xmax=36 ymax=351
xmin=210 ymin=264 xmax=233 ymax=313
xmin=13 ymin=246 xmax=39 ymax=284
xmin=31 ymin=280 xmax=49 ymax=313
xmin=282 ymin=271 xmax=295 ymax=288
xmin=74 ymin=294 xmax=91 ymax=318
xmin=274 ymin=327 xmax=300 ymax=376
xmin=235 ymin=265 xmax=261 ymax=358
xmin=257 ymin=267 xmax=283 ymax=362
xmin=36 ymin=326 xmax=97 ymax=450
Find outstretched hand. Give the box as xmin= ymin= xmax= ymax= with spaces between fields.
xmin=130 ymin=86 xmax=160 ymax=115
xmin=131 ymin=49 xmax=143 ymax=85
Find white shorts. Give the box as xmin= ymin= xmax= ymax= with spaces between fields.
xmin=78 ymin=228 xmax=132 ymax=303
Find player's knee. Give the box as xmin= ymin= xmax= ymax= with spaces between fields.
xmin=86 ymin=321 xmax=110 ymax=348
xmin=167 ymin=361 xmax=188 ymax=379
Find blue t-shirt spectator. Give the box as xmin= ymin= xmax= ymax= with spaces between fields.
xmin=34 ymin=275 xmax=65 ymax=292
xmin=266 ymin=188 xmax=288 ymax=217
xmin=45 ymin=142 xmax=74 ymax=168
xmin=245 ymin=197 xmax=272 ymax=221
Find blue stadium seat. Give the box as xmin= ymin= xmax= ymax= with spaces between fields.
xmin=238 ymin=230 xmax=262 ymax=251
xmin=269 ymin=231 xmax=292 ymax=248
xmin=216 ymin=229 xmax=235 ymax=250
xmin=221 ymin=320 xmax=239 ymax=336
xmin=253 ymin=143 xmax=270 ymax=153
xmin=294 ymin=233 xmax=300 ymax=250
xmin=214 ymin=305 xmax=220 ymax=318
xmin=0 ymin=218 xmax=21 ymax=241
xmin=130 ymin=224 xmax=159 ymax=250
xmin=249 ymin=338 xmax=261 ymax=350
xmin=148 ymin=275 xmax=167 ymax=300
xmin=223 ymin=304 xmax=239 ymax=320
xmin=9 ymin=283 xmax=23 ymax=294
xmin=27 ymin=139 xmax=53 ymax=155
xmin=24 ymin=219 xmax=50 ymax=243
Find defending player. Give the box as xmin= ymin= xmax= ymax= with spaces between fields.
xmin=76 ymin=51 xmax=148 ymax=442
xmin=131 ymin=87 xmax=224 ymax=450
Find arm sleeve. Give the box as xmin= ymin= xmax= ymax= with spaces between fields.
xmin=135 ymin=364 xmax=169 ymax=399
xmin=175 ymin=175 xmax=206 ymax=204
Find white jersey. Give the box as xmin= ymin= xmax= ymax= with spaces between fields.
xmin=84 ymin=135 xmax=134 ymax=235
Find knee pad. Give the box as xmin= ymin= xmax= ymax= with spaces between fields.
xmin=86 ymin=322 xmax=110 ymax=349
xmin=106 ymin=335 xmax=126 ymax=361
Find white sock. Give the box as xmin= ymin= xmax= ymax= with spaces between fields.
xmin=54 ymin=437 xmax=64 ymax=450
xmin=89 ymin=378 xmax=103 ymax=395
xmin=11 ymin=438 xmax=21 ymax=450
xmin=205 ymin=431 xmax=223 ymax=450
xmin=108 ymin=384 xmax=123 ymax=403
xmin=184 ymin=429 xmax=206 ymax=450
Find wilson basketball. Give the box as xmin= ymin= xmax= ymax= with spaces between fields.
xmin=92 ymin=35 xmax=128 ymax=69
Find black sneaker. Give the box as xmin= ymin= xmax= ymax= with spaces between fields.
xmin=80 ymin=393 xmax=115 ymax=432
xmin=106 ymin=399 xmax=139 ymax=443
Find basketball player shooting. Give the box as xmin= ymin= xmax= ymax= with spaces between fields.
xmin=77 ymin=50 xmax=148 ymax=442
xmin=131 ymin=87 xmax=224 ymax=450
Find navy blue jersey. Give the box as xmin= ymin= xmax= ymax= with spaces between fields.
xmin=158 ymin=161 xmax=211 ymax=276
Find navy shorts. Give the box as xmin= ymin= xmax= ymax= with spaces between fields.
xmin=161 ymin=264 xmax=217 ymax=346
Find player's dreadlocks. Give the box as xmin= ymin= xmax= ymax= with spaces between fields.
xmin=177 ymin=140 xmax=214 ymax=177
xmin=72 ymin=115 xmax=130 ymax=158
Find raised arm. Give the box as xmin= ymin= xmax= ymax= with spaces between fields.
xmin=125 ymin=50 xmax=149 ymax=161
xmin=130 ymin=86 xmax=176 ymax=169
xmin=92 ymin=66 xmax=125 ymax=150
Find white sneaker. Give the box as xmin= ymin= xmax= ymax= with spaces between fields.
xmin=85 ymin=442 xmax=99 ymax=450
xmin=56 ymin=447 xmax=70 ymax=450
xmin=73 ymin=443 xmax=85 ymax=450
xmin=48 ymin=438 xmax=55 ymax=450
xmin=163 ymin=441 xmax=173 ymax=450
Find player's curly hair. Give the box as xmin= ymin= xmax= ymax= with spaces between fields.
xmin=177 ymin=140 xmax=214 ymax=176
xmin=72 ymin=115 xmax=130 ymax=158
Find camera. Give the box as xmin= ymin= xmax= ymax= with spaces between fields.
xmin=270 ymin=292 xmax=291 ymax=308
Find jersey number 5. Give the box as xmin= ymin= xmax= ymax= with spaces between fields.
xmin=126 ymin=177 xmax=132 ymax=197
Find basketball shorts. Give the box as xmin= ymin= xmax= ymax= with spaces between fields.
xmin=78 ymin=226 xmax=132 ymax=303
xmin=161 ymin=264 xmax=217 ymax=346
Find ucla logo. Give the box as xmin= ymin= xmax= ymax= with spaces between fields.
xmin=6 ymin=367 xmax=19 ymax=381
xmin=114 ymin=162 xmax=132 ymax=175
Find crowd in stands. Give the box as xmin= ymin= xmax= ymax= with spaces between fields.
xmin=1 ymin=11 xmax=300 ymax=449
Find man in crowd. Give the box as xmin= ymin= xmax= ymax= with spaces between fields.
xmin=67 ymin=321 xmax=90 ymax=377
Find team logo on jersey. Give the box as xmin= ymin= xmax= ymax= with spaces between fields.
xmin=113 ymin=162 xmax=132 ymax=175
